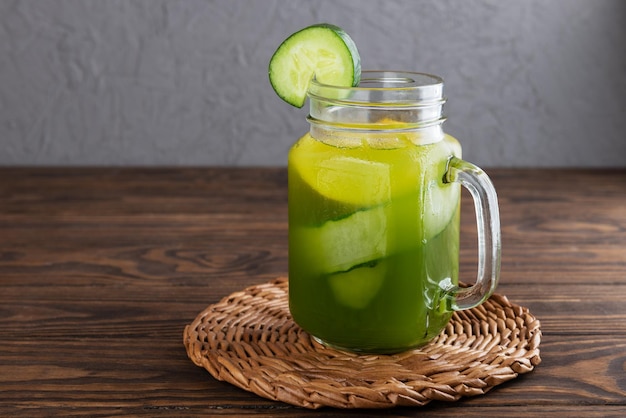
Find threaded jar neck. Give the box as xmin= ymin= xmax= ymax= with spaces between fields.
xmin=306 ymin=71 xmax=447 ymax=146
xmin=307 ymin=71 xmax=446 ymax=128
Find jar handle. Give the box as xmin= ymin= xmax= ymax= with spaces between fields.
xmin=445 ymin=157 xmax=501 ymax=310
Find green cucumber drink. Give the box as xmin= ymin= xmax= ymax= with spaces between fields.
xmin=288 ymin=72 xmax=501 ymax=354
xmin=289 ymin=130 xmax=461 ymax=352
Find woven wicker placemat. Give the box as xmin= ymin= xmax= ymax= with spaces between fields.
xmin=184 ymin=277 xmax=541 ymax=409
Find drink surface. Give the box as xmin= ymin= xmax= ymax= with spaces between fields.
xmin=288 ymin=131 xmax=462 ymax=353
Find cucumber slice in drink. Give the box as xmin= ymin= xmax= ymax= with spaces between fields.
xmin=328 ymin=260 xmax=386 ymax=309
xmin=268 ymin=24 xmax=361 ymax=108
xmin=422 ymin=135 xmax=462 ymax=239
xmin=424 ymin=178 xmax=460 ymax=239
xmin=291 ymin=205 xmax=389 ymax=273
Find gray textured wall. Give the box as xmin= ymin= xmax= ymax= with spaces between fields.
xmin=1 ymin=0 xmax=625 ymax=167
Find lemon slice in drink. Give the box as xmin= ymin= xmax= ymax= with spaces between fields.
xmin=268 ymin=23 xmax=361 ymax=108
xmin=289 ymin=135 xmax=393 ymax=208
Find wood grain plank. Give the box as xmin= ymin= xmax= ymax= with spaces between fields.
xmin=1 ymin=167 xmax=625 ymax=416
xmin=0 ymin=335 xmax=624 ymax=412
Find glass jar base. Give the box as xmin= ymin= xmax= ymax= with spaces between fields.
xmin=311 ymin=335 xmax=427 ymax=355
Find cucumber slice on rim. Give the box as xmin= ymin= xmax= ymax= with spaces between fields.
xmin=268 ymin=23 xmax=361 ymax=108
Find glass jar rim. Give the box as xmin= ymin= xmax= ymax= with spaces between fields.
xmin=308 ymin=70 xmax=445 ymax=106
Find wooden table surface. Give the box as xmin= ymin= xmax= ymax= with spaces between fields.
xmin=1 ymin=167 xmax=625 ymax=417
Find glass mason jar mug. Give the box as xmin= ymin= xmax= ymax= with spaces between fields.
xmin=288 ymin=71 xmax=501 ymax=354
